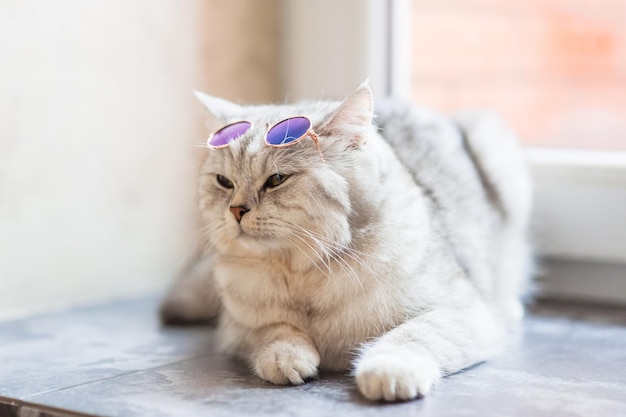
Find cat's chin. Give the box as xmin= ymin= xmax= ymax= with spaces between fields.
xmin=229 ymin=232 xmax=284 ymax=254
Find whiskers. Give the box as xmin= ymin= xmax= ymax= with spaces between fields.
xmin=189 ymin=214 xmax=384 ymax=297
xmin=189 ymin=220 xmax=228 ymax=255
xmin=280 ymin=232 xmax=333 ymax=278
xmin=192 ymin=141 xmax=211 ymax=150
xmin=281 ymin=222 xmax=382 ymax=294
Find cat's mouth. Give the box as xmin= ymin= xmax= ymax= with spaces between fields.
xmin=232 ymin=228 xmax=285 ymax=254
xmin=236 ymin=227 xmax=269 ymax=241
xmin=230 ymin=217 xmax=280 ymax=244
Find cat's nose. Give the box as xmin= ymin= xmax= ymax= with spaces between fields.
xmin=229 ymin=205 xmax=250 ymax=223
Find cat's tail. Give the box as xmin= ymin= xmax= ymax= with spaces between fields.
xmin=453 ymin=110 xmax=535 ymax=320
xmin=453 ymin=110 xmax=532 ymax=232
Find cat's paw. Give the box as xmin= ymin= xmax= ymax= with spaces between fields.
xmin=355 ymin=352 xmax=441 ymax=401
xmin=253 ymin=340 xmax=320 ymax=385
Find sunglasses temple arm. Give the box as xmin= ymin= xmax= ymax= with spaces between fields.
xmin=308 ymin=130 xmax=325 ymax=162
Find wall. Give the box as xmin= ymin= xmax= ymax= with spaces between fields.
xmin=0 ymin=1 xmax=280 ymax=319
xmin=410 ymin=0 xmax=626 ymax=150
xmin=281 ymin=0 xmax=374 ymax=100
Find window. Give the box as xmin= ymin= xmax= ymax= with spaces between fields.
xmin=410 ymin=0 xmax=626 ymax=151
xmin=406 ymin=1 xmax=626 ymax=303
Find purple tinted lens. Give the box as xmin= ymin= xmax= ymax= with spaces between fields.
xmin=208 ymin=121 xmax=251 ymax=147
xmin=266 ymin=117 xmax=311 ymax=146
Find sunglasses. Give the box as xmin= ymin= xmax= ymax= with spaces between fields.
xmin=206 ymin=116 xmax=324 ymax=160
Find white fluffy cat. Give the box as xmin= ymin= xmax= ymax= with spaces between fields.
xmin=160 ymin=82 xmax=533 ymax=401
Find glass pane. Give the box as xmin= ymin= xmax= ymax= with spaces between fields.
xmin=411 ymin=0 xmax=626 ymax=150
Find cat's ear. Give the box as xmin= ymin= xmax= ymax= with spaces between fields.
xmin=193 ymin=91 xmax=245 ymax=123
xmin=318 ymin=80 xmax=374 ymax=146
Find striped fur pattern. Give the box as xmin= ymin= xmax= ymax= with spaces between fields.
xmin=160 ymin=82 xmax=533 ymax=401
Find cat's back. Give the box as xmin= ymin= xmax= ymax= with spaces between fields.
xmin=372 ymin=99 xmax=532 ymax=306
xmin=373 ymin=99 xmax=497 ymax=233
xmin=373 ymin=99 xmax=530 ymax=223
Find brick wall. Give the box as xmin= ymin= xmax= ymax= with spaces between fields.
xmin=411 ymin=0 xmax=626 ymax=150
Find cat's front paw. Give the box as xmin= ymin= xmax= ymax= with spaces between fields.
xmin=355 ymin=352 xmax=441 ymax=401
xmin=253 ymin=340 xmax=320 ymax=385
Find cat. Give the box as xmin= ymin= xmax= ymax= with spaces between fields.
xmin=160 ymin=81 xmax=533 ymax=401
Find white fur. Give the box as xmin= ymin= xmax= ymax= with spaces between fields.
xmin=160 ymin=82 xmax=533 ymax=402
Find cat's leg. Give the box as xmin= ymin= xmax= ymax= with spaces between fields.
xmin=219 ymin=313 xmax=320 ymax=385
xmin=159 ymin=252 xmax=222 ymax=324
xmin=354 ymin=298 xmax=503 ymax=401
xmin=251 ymin=325 xmax=320 ymax=385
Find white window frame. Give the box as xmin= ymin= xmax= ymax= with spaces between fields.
xmin=282 ymin=0 xmax=626 ymax=305
xmin=528 ymin=149 xmax=626 ymax=304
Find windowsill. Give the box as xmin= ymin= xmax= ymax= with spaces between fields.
xmin=538 ymin=257 xmax=626 ymax=306
xmin=527 ymin=147 xmax=626 ymax=305
xmin=527 ymin=147 xmax=626 ymax=171
xmin=527 ymin=146 xmax=626 ymax=263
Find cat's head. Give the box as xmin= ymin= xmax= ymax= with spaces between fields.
xmin=195 ymin=82 xmax=375 ymax=263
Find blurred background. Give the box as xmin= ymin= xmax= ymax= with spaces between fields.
xmin=1 ymin=0 xmax=625 ymax=319
xmin=411 ymin=0 xmax=626 ymax=150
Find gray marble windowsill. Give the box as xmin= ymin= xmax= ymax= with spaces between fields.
xmin=1 ymin=297 xmax=625 ymax=417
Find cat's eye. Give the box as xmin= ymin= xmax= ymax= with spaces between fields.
xmin=264 ymin=173 xmax=290 ymax=189
xmin=216 ymin=174 xmax=234 ymax=189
